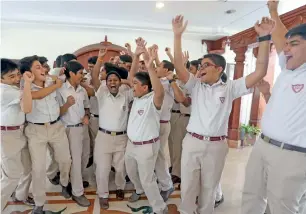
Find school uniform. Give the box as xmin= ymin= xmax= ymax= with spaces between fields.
xmin=57 ymin=81 xmax=90 ymax=198
xmin=168 ymin=102 xmax=181 ymax=170
xmin=179 ymin=74 xmax=251 ymax=214
xmin=0 ymin=83 xmax=32 ymax=210
xmin=25 ymin=81 xmax=72 ymax=207
xmin=155 ymin=78 xmax=174 ymax=192
xmin=94 ymin=84 xmax=133 ymax=199
xmin=242 ymin=52 xmax=306 ymax=214
xmin=125 ymin=92 xmax=167 ymax=214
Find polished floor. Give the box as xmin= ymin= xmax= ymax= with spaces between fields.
xmin=3 ymin=147 xmax=252 ymax=214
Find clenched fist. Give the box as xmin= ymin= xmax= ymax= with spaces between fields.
xmin=55 ymin=78 xmax=63 ymax=88
xmin=66 ymin=95 xmax=75 ymax=107
xmin=23 ymin=71 xmax=35 ymax=83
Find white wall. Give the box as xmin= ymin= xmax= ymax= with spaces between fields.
xmin=0 ymin=22 xmax=204 ymax=63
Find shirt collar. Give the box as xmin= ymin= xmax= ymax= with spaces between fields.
xmin=65 ymin=80 xmax=82 ymax=92
xmin=106 ymin=89 xmax=123 ymax=98
xmin=0 ymin=83 xmax=20 ymax=90
xmin=202 ymin=79 xmax=226 ymax=87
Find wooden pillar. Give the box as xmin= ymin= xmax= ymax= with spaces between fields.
xmin=227 ymin=46 xmax=247 ymax=148
xmin=249 ymin=45 xmax=277 ymax=127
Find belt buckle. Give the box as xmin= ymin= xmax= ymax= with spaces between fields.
xmin=203 ymin=136 xmax=209 ymax=141
xmin=263 ymin=136 xmax=270 ymax=143
xmin=111 ymin=131 xmax=116 ymax=136
xmin=44 ymin=122 xmax=50 ymax=126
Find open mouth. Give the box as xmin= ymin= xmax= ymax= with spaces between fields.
xmin=200 ymin=72 xmax=207 ymax=77
xmin=110 ymin=86 xmax=116 ymax=89
xmin=286 ymin=55 xmax=293 ymax=63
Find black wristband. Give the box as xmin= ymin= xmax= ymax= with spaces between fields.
xmin=257 ymin=35 xmax=271 ymax=43
xmin=169 ymin=79 xmax=175 ymax=84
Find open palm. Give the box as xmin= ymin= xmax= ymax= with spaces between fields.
xmin=172 ymin=15 xmax=188 ymax=36
xmin=254 ymin=17 xmax=275 ymax=37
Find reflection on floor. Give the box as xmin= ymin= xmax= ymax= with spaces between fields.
xmin=3 ymin=147 xmax=252 ymax=214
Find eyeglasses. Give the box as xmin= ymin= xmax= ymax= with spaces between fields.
xmin=200 ymin=62 xmax=218 ymax=69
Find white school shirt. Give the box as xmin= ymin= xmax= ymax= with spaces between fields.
xmin=127 ymin=92 xmax=161 ymax=141
xmin=261 ymin=52 xmax=306 ymax=148
xmin=184 ymin=74 xmax=251 ymax=136
xmin=26 ymin=78 xmax=60 ymax=123
xmin=160 ymin=78 xmax=174 ymax=121
xmin=0 ymin=83 xmax=25 ymax=126
xmin=57 ymin=81 xmax=90 ymax=125
xmin=96 ymin=84 xmax=133 ymax=132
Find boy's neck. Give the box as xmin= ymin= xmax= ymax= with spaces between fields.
xmin=33 ymin=79 xmax=44 ymax=87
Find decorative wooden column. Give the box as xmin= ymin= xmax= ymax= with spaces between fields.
xmin=227 ymin=46 xmax=247 ymax=148
xmin=249 ymin=45 xmax=277 ymax=127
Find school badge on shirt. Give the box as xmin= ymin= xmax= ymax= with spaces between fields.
xmin=138 ymin=109 xmax=144 ymax=115
xmin=122 ymin=105 xmax=126 ymax=111
xmin=292 ymin=84 xmax=304 ymax=93
xmin=219 ymin=97 xmax=225 ymax=103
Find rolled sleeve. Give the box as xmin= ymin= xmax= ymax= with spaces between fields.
xmin=125 ymin=89 xmax=134 ymax=103
xmin=183 ymin=74 xmax=198 ymax=94
xmin=231 ymin=77 xmax=250 ymax=100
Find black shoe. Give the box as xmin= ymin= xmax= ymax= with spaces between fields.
xmin=169 ymin=166 xmax=172 ymax=173
xmin=61 ymin=184 xmax=71 ymax=199
xmin=86 ymin=156 xmax=93 ymax=168
xmin=125 ymin=175 xmax=130 ymax=182
xmin=72 ymin=194 xmax=90 ymax=207
xmin=83 ymin=181 xmax=89 ymax=188
xmin=111 ymin=166 xmax=116 ymax=172
xmin=11 ymin=193 xmax=35 ymax=206
xmin=32 ymin=206 xmax=44 ymax=214
xmin=214 ymin=195 xmax=224 ymax=208
xmin=49 ymin=172 xmax=60 ymax=185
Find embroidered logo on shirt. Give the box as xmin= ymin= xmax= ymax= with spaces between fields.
xmin=123 ymin=106 xmax=126 ymax=111
xmin=138 ymin=109 xmax=144 ymax=115
xmin=292 ymin=84 xmax=304 ymax=93
xmin=219 ymin=97 xmax=225 ymax=103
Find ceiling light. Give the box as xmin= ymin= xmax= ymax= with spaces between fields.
xmin=156 ymin=1 xmax=164 ymax=9
xmin=225 ymin=9 xmax=236 ymax=14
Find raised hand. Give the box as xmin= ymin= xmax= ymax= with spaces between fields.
xmin=256 ymin=79 xmax=271 ymax=94
xmin=267 ymin=0 xmax=279 ymax=13
xmin=172 ymin=15 xmax=188 ymax=36
xmin=134 ymin=37 xmax=147 ymax=57
xmin=144 ymin=48 xmax=157 ymax=69
xmin=66 ymin=95 xmax=75 ymax=107
xmin=55 ymin=78 xmax=63 ymax=88
xmin=23 ymin=71 xmax=35 ymax=83
xmin=125 ymin=43 xmax=132 ymax=51
xmin=254 ymin=17 xmax=275 ymax=37
xmin=165 ymin=47 xmax=171 ymax=55
xmin=98 ymin=48 xmax=108 ymax=58
xmin=182 ymin=51 xmax=189 ymax=65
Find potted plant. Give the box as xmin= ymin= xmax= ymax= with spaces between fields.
xmin=239 ymin=124 xmax=261 ymax=147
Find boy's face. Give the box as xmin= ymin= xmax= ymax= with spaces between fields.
xmin=42 ymin=62 xmax=50 ymax=75
xmin=1 ymin=69 xmax=22 ymax=87
xmin=70 ymin=69 xmax=84 ymax=85
xmin=31 ymin=60 xmax=45 ymax=82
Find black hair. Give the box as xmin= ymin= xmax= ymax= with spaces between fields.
xmin=55 ymin=55 xmax=62 ymax=68
xmin=134 ymin=72 xmax=152 ymax=92
xmin=1 ymin=58 xmax=19 ymax=78
xmin=19 ymin=55 xmax=40 ymax=74
xmin=203 ymin=53 xmax=226 ymax=72
xmin=186 ymin=61 xmax=190 ymax=69
xmin=38 ymin=56 xmax=48 ymax=65
xmin=119 ymin=55 xmax=133 ymax=63
xmin=64 ymin=61 xmax=84 ymax=79
xmin=220 ymin=72 xmax=228 ymax=83
xmin=88 ymin=56 xmax=98 ymax=65
xmin=104 ymin=62 xmax=128 ymax=79
xmin=61 ymin=53 xmax=77 ymax=67
xmin=285 ymin=23 xmax=306 ymax=40
xmin=162 ymin=60 xmax=174 ymax=71
xmin=106 ymin=72 xmax=121 ymax=82
xmin=190 ymin=60 xmax=200 ymax=69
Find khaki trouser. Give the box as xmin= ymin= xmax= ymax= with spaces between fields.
xmin=25 ymin=121 xmax=71 ymax=206
xmin=171 ymin=115 xmax=189 ymax=178
xmin=168 ymin=112 xmax=181 ymax=168
xmin=242 ymin=137 xmax=306 ymax=214
xmin=82 ymin=125 xmax=91 ymax=180
xmin=155 ymin=122 xmax=173 ymax=191
xmin=94 ymin=131 xmax=127 ymax=198
xmin=1 ymin=128 xmax=31 ymax=210
xmin=125 ymin=140 xmax=167 ymax=214
xmin=88 ymin=116 xmax=99 ymax=156
xmin=46 ymin=145 xmax=59 ymax=180
xmin=66 ymin=126 xmax=89 ymax=196
xmin=179 ymin=134 xmax=228 ymax=214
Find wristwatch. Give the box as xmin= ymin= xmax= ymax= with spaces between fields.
xmin=169 ymin=79 xmax=175 ymax=84
xmin=257 ymin=35 xmax=272 ymax=43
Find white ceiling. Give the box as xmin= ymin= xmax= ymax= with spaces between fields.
xmin=1 ymin=0 xmax=305 ymax=40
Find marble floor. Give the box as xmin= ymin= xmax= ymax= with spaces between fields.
xmin=3 ymin=147 xmax=252 ymax=214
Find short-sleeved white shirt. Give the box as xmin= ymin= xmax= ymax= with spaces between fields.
xmin=57 ymin=81 xmax=90 ymax=126
xmin=127 ymin=92 xmax=161 ymax=141
xmin=0 ymin=83 xmax=25 ymax=126
xmin=184 ymin=74 xmax=251 ymax=136
xmin=160 ymin=78 xmax=174 ymax=121
xmin=96 ymin=84 xmax=133 ymax=132
xmin=26 ymin=80 xmax=60 ymax=123
xmin=261 ymin=52 xmax=306 ymax=148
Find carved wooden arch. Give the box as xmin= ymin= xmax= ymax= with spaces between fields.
xmin=73 ymin=36 xmax=127 ymax=69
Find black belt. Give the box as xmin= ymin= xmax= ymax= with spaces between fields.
xmin=181 ymin=113 xmax=190 ymax=117
xmin=30 ymin=117 xmax=60 ymax=126
xmin=172 ymin=110 xmax=180 ymax=113
xmin=99 ymin=127 xmax=126 ymax=136
xmin=66 ymin=123 xmax=83 ymax=128
xmin=91 ymin=113 xmax=99 ymax=118
xmin=261 ymin=133 xmax=306 ymax=153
